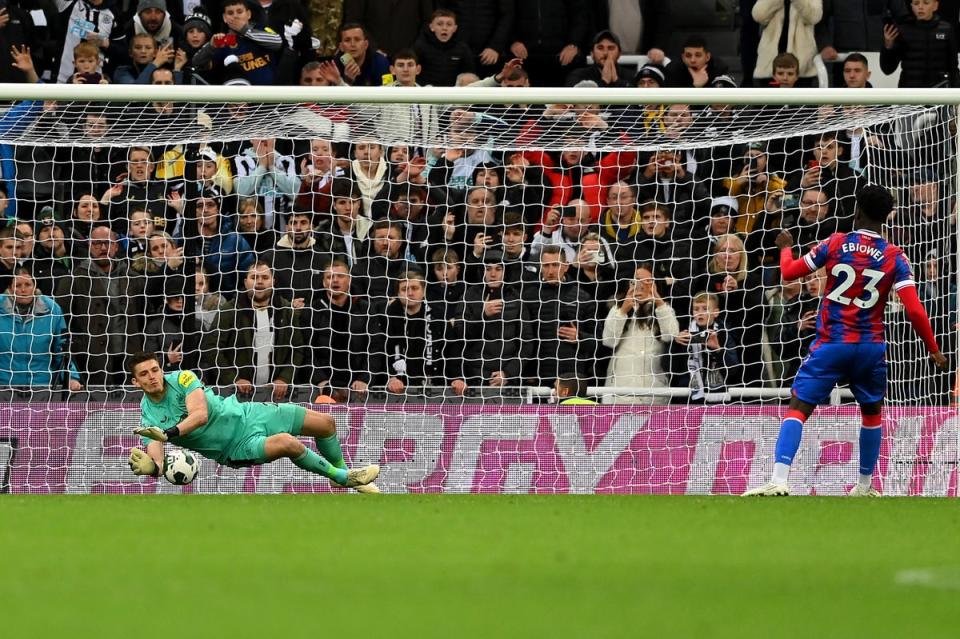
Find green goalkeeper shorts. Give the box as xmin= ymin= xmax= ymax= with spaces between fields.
xmin=223 ymin=402 xmax=307 ymax=467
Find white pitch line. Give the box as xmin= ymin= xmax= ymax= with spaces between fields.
xmin=894 ymin=568 xmax=960 ymax=591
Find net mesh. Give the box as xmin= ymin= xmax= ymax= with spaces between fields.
xmin=0 ymin=95 xmax=955 ymax=494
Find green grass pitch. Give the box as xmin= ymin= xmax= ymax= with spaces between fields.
xmin=2 ymin=495 xmax=957 ymax=638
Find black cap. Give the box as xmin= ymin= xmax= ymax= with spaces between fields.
xmin=592 ymin=29 xmax=621 ymax=49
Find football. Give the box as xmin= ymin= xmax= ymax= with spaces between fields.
xmin=163 ymin=449 xmax=199 ymax=485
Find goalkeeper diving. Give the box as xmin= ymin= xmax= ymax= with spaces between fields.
xmin=126 ymin=351 xmax=380 ymax=492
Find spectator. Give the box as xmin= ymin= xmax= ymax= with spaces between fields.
xmin=179 ymin=10 xmax=215 ymax=84
xmin=0 ymin=226 xmax=16 ymax=293
xmin=817 ymin=0 xmax=908 ymax=57
xmin=233 ymin=137 xmax=300 ymax=230
xmin=112 ymin=0 xmax=182 ymax=62
xmin=351 ymin=219 xmax=409 ymax=304
xmin=690 ymin=197 xmax=741 ymax=279
xmin=0 ymin=268 xmax=82 ymax=390
xmin=701 ymin=233 xmax=765 ymax=386
xmin=816 ymin=0 xmax=908 ymax=84
xmin=521 ymin=245 xmax=596 ymax=386
xmin=724 ymin=142 xmax=788 ymax=236
xmin=99 ymin=146 xmax=171 ymax=234
xmin=770 ymin=51 xmax=800 ymax=87
xmin=530 ymin=200 xmax=596 ymax=264
xmin=566 ymin=30 xmax=630 ymax=88
xmin=7 ymin=1 xmax=54 ymax=83
xmin=143 ymin=230 xmax=183 ymax=313
xmin=665 ymin=35 xmax=730 ymax=88
xmin=68 ymin=41 xmax=106 ymax=84
xmin=426 ymin=246 xmax=466 ymax=324
xmin=462 ymin=250 xmax=527 ymax=387
xmin=415 ymin=9 xmax=475 ymax=87
xmin=634 ymin=201 xmax=693 ymax=313
xmin=144 ymin=275 xmax=200 ymax=373
xmin=635 ymin=149 xmax=711 ymax=237
xmin=335 ymin=22 xmax=391 ymax=87
xmin=120 ymin=208 xmax=154 ymax=260
xmin=783 ymin=186 xmax=841 ymax=248
xmin=509 ymin=0 xmax=588 ymax=87
xmin=752 ymin=0 xmax=823 ymax=87
xmin=32 ymin=214 xmax=71 ymax=297
xmin=317 ymin=178 xmax=371 ymax=268
xmin=296 ymin=138 xmax=346 ymax=220
xmin=598 ymin=181 xmax=642 ymax=265
xmin=383 ymin=183 xmax=434 ymax=265
xmin=841 ymin=51 xmax=872 ymax=88
xmin=196 ymin=145 xmax=234 ymax=197
xmin=383 ymin=270 xmax=466 ymax=395
xmin=264 ymin=210 xmax=325 ymax=309
xmin=56 ymin=0 xmax=114 ymax=84
xmin=342 ymin=0 xmax=434 ymax=56
xmin=63 ymin=193 xmax=104 ymax=257
xmin=192 ymin=0 xmax=284 ymax=86
xmin=766 ymin=271 xmax=817 ymax=383
xmin=186 ymin=190 xmax=254 ymax=296
xmin=437 ymin=0 xmax=514 ymax=78
xmin=112 ymin=33 xmax=158 ymax=84
xmin=202 ymin=261 xmax=299 ymax=399
xmin=250 ymin=0 xmax=313 ymax=75
xmin=881 ymin=0 xmax=960 ymax=87
xmin=676 ymin=291 xmax=739 ymax=402
xmin=311 ymin=258 xmax=378 ymax=402
xmin=602 ymin=263 xmax=679 ymax=404
xmin=790 ymin=131 xmax=860 ymax=218
xmin=55 ymin=224 xmax=145 ymax=385
xmin=195 ymin=268 xmax=231 ymax=332
xmin=351 ymin=140 xmax=388 ymax=218
xmin=236 ymin=196 xmax=280 ymax=255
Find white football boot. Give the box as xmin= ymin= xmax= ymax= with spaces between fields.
xmin=848 ymin=484 xmax=881 ymax=497
xmin=742 ymin=482 xmax=791 ymax=496
xmin=342 ymin=464 xmax=380 ymax=488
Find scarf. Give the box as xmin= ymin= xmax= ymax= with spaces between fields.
xmin=352 ymin=158 xmax=387 ymax=217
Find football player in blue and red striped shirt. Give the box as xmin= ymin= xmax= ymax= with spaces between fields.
xmin=744 ymin=185 xmax=947 ymax=497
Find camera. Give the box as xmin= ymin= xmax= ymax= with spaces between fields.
xmin=687 ymin=331 xmax=710 ymax=346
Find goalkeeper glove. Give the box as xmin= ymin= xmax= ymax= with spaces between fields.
xmin=128 ymin=448 xmax=159 ymax=477
xmin=133 ymin=425 xmax=180 ymax=442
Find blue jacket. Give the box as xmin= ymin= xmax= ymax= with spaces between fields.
xmin=0 ymin=294 xmax=80 ymax=387
xmin=177 ymin=219 xmax=254 ymax=296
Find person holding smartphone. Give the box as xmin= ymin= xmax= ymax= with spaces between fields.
xmin=335 ymin=22 xmax=390 ymax=86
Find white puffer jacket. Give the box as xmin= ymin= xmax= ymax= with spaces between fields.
xmin=752 ymin=0 xmax=824 ymax=79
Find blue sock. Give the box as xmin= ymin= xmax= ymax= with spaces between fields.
xmin=859 ymin=427 xmax=882 ymax=476
xmin=774 ymin=417 xmax=805 ymax=465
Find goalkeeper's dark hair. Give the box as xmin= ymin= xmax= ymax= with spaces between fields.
xmin=128 ymin=351 xmax=161 ymax=375
xmin=855 ymin=185 xmax=894 ymax=222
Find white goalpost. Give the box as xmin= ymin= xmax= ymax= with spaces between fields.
xmin=0 ymin=84 xmax=955 ymax=495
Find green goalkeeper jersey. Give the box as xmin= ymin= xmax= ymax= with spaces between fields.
xmin=139 ymin=370 xmax=247 ymax=463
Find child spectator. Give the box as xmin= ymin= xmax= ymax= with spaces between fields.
xmin=665 ymin=35 xmax=729 ymax=88
xmin=70 ymin=41 xmax=105 ymax=84
xmin=57 ymin=0 xmax=114 ymax=84
xmin=415 ymin=9 xmax=475 ymax=87
xmin=677 ymin=291 xmax=739 ymax=403
xmin=770 ymin=52 xmax=800 ymax=88
xmin=881 ymin=0 xmax=960 ymax=87
xmin=192 ymin=0 xmax=284 ymax=86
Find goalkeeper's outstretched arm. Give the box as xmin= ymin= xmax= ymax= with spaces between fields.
xmin=135 ymin=388 xmax=209 ymax=442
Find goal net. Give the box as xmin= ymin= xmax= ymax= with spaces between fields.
xmin=0 ymin=86 xmax=956 ymax=495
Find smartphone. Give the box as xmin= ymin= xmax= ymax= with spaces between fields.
xmin=340 ymin=52 xmax=354 ymax=66
xmin=78 ymin=72 xmax=102 ymax=84
xmin=807 ymin=160 xmax=820 ymax=170
xmin=745 ymin=156 xmax=759 ymax=174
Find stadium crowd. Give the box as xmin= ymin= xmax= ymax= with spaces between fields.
xmin=0 ymin=0 xmax=955 ymax=404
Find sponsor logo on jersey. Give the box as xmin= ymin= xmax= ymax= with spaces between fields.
xmin=178 ymin=371 xmax=198 ymax=388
